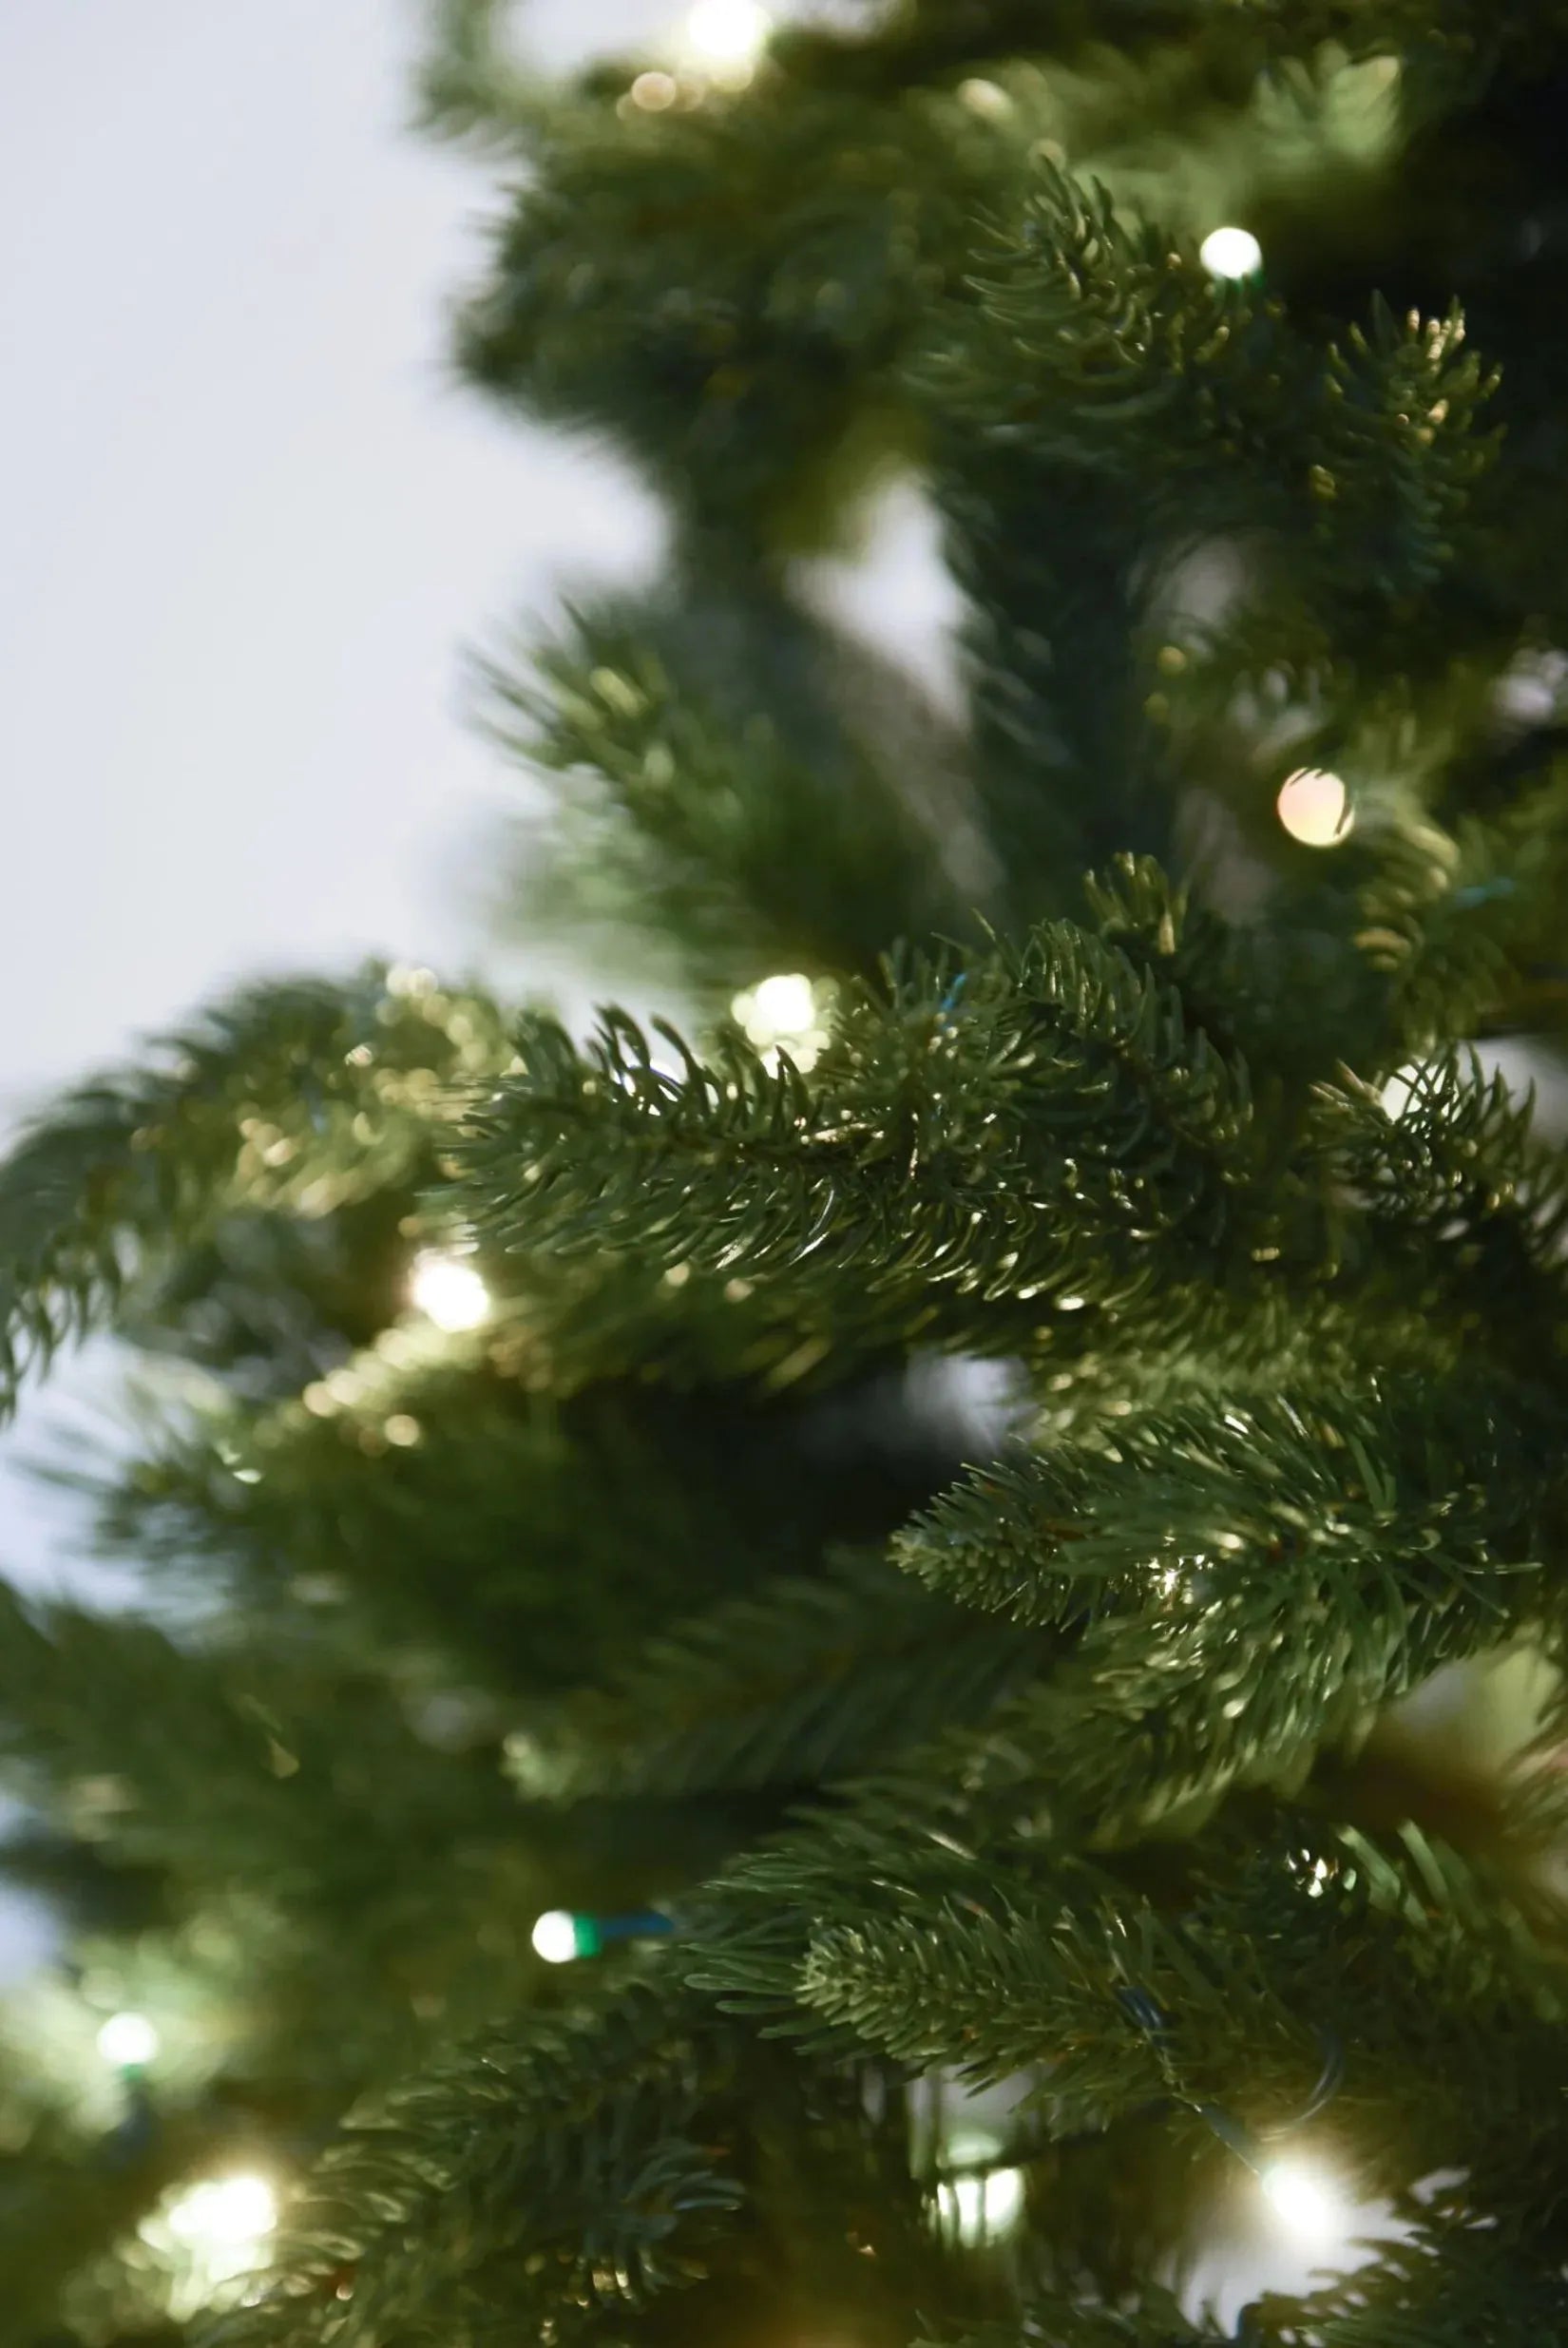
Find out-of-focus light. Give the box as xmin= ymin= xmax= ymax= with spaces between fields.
xmin=630 ymin=68 xmax=678 ymax=109
xmin=531 ymin=1909 xmax=604 ymax=1964
xmin=938 ymin=2175 xmax=985 ymax=2239
xmin=937 ymin=2165 xmax=1025 ymax=2243
xmin=959 ymin=77 xmax=1012 ymax=119
xmin=531 ymin=1909 xmax=580 ymax=1964
xmin=410 ymin=1250 xmax=489 ymax=1332
xmin=1262 ymin=2158 xmax=1341 ymax=2242
xmin=166 ymin=2174 xmax=277 ymax=2250
xmin=731 ymin=972 xmax=832 ymax=1070
xmin=1200 ymin=225 xmax=1263 ymax=280
xmin=981 ymin=2165 xmax=1025 ymax=2229
xmin=97 ymin=2010 xmax=160 ymax=2068
xmin=684 ymin=0 xmax=772 ymax=67
xmin=750 ymin=972 xmax=816 ymax=1037
xmin=1276 ymin=766 xmax=1353 ymax=847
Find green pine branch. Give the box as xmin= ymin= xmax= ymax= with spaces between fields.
xmin=503 ymin=1548 xmax=1051 ymax=1804
xmin=920 ymin=167 xmax=1499 ymax=606
xmin=454 ymin=921 xmax=1272 ymax=1320
xmin=0 ymin=971 xmax=509 ymax=1421
xmin=479 ymin=595 xmax=965 ymax=986
xmin=206 ymin=1976 xmax=739 ymax=2348
xmin=900 ymin=1384 xmax=1561 ymax=1842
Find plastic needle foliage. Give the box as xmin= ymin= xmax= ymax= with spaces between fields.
xmin=8 ymin=3 xmax=1568 ymax=2343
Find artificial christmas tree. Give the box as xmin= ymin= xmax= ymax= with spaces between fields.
xmin=6 ymin=1 xmax=1568 ymax=2339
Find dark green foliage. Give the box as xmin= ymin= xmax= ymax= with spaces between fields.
xmin=11 ymin=3 xmax=1568 ymax=2345
xmin=504 ymin=1547 xmax=1052 ymax=1802
xmin=458 ymin=920 xmax=1275 ymax=1328
xmin=920 ymin=171 xmax=1498 ymax=599
xmin=87 ymin=1363 xmax=953 ymax=1699
xmin=479 ymin=578 xmax=970 ymax=988
xmin=0 ymin=971 xmax=510 ymax=1421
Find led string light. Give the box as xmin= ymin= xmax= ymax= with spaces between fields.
xmin=1118 ymin=1984 xmax=1348 ymax=2241
xmin=140 ymin=2169 xmax=281 ymax=2319
xmin=97 ymin=2010 xmax=161 ymax=2071
xmin=730 ymin=971 xmax=834 ymax=1072
xmin=1276 ymin=765 xmax=1354 ymax=848
xmin=165 ymin=2173 xmax=277 ymax=2249
xmin=1200 ymin=225 xmax=1263 ymax=280
xmin=530 ymin=1907 xmax=676 ymax=1964
xmin=934 ymin=2163 xmax=1025 ymax=2244
xmin=681 ymin=1 xmax=773 ymax=77
xmin=409 ymin=1247 xmax=490 ymax=1332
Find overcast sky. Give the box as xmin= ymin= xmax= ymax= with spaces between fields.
xmin=1 ymin=0 xmax=679 ymax=1124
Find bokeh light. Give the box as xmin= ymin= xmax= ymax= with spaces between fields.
xmin=936 ymin=2165 xmax=1025 ymax=2243
xmin=731 ymin=972 xmax=832 ymax=1071
xmin=1261 ymin=2158 xmax=1341 ymax=2243
xmin=1200 ymin=225 xmax=1263 ymax=279
xmin=531 ymin=1909 xmax=584 ymax=1964
xmin=1276 ymin=767 xmax=1353 ymax=847
xmin=630 ymin=69 xmax=678 ymax=109
xmin=96 ymin=2010 xmax=160 ymax=2068
xmin=166 ymin=2173 xmax=277 ymax=2249
xmin=410 ymin=1250 xmax=489 ymax=1332
xmin=683 ymin=0 xmax=773 ymax=69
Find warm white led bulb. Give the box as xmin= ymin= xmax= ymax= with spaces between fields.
xmin=167 ymin=2173 xmax=277 ymax=2248
xmin=97 ymin=2011 xmax=161 ymax=2068
xmin=410 ymin=1250 xmax=489 ymax=1332
xmin=981 ymin=2165 xmax=1025 ymax=2230
xmin=531 ymin=1909 xmax=582 ymax=1965
xmin=684 ymin=0 xmax=773 ymax=67
xmin=749 ymin=972 xmax=817 ymax=1039
xmin=1262 ymin=2159 xmax=1339 ymax=2241
xmin=937 ymin=2165 xmax=1025 ymax=2243
xmin=1200 ymin=225 xmax=1262 ymax=279
xmin=938 ymin=2174 xmax=985 ymax=2240
xmin=1276 ymin=766 xmax=1353 ymax=848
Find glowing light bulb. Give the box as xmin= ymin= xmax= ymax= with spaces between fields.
xmin=166 ymin=2173 xmax=277 ymax=2249
xmin=749 ymin=972 xmax=816 ymax=1038
xmin=1262 ymin=2158 xmax=1340 ymax=2241
xmin=982 ymin=2166 xmax=1025 ymax=2230
xmin=1276 ymin=766 xmax=1353 ymax=847
xmin=97 ymin=2011 xmax=161 ymax=2068
xmin=936 ymin=2165 xmax=1025 ymax=2243
xmin=1200 ymin=225 xmax=1263 ymax=280
xmin=410 ymin=1250 xmax=489 ymax=1332
xmin=958 ymin=77 xmax=1012 ymax=119
xmin=937 ymin=2174 xmax=984 ymax=2238
xmin=684 ymin=0 xmax=772 ymax=67
xmin=731 ymin=971 xmax=832 ymax=1071
xmin=630 ymin=68 xmax=678 ymax=109
xmin=531 ymin=1909 xmax=593 ymax=1964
